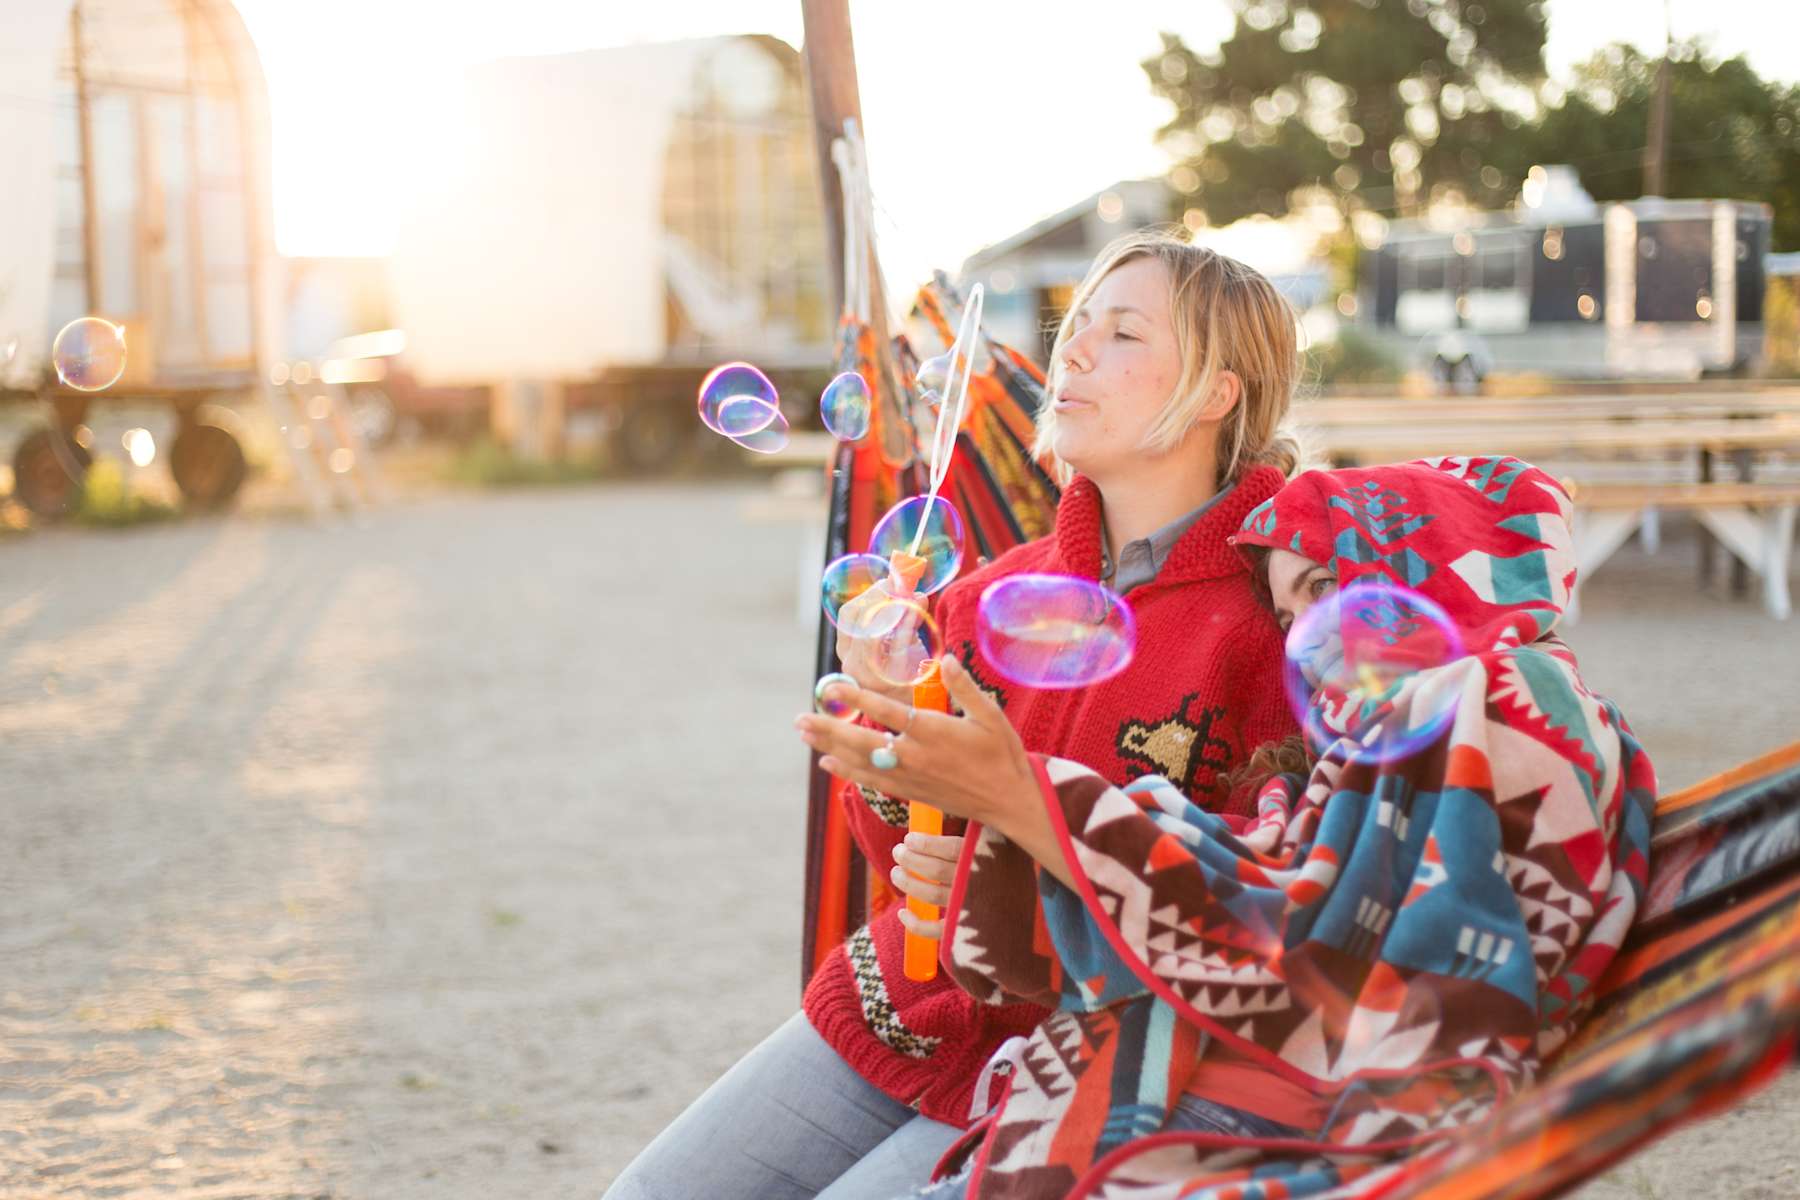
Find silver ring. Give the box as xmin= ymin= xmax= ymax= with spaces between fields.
xmin=870 ymin=737 xmax=899 ymax=770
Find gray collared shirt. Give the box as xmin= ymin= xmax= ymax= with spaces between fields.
xmin=1100 ymin=483 xmax=1236 ymax=594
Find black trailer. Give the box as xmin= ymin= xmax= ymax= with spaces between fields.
xmin=1358 ymin=168 xmax=1771 ymax=383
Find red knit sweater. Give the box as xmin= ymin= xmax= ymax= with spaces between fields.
xmin=802 ymin=466 xmax=1297 ymax=1127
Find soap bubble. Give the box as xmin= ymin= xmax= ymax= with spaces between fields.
xmin=1284 ymin=581 xmax=1465 ymax=762
xmin=52 ymin=317 xmax=127 ymax=392
xmin=729 ymin=403 xmax=790 ymax=454
xmin=868 ymin=495 xmax=965 ymax=597
xmin=916 ymin=349 xmax=970 ymax=410
xmin=821 ymin=553 xmax=892 ymax=629
xmin=820 ymin=371 xmax=871 ymax=441
xmin=844 ymin=595 xmax=942 ymax=690
xmin=977 ymin=574 xmax=1135 ymax=688
xmin=698 ymin=362 xmax=780 ymax=437
xmin=813 ymin=672 xmax=859 ymax=718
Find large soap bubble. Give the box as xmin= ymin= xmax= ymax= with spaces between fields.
xmin=977 ymin=574 xmax=1135 ymax=689
xmin=868 ymin=495 xmax=964 ymax=598
xmin=1284 ymin=581 xmax=1465 ymax=762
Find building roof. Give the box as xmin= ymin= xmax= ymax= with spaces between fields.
xmin=960 ymin=179 xmax=1170 ymax=275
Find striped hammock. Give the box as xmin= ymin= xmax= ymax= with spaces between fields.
xmin=798 ymin=279 xmax=1800 ymax=1199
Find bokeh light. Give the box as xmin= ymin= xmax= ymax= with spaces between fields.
xmin=121 ymin=428 xmax=156 ymax=468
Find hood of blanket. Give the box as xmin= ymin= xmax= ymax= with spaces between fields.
xmin=1230 ymin=456 xmax=1577 ymax=653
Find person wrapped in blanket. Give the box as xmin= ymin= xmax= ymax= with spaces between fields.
xmin=802 ymin=455 xmax=1658 ymax=1200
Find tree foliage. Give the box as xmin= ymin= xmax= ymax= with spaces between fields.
xmin=1147 ymin=1 xmax=1800 ymax=249
xmin=1530 ymin=42 xmax=1800 ymax=249
xmin=1145 ymin=0 xmax=1552 ymax=225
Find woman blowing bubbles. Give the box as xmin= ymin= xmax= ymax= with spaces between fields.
xmin=800 ymin=456 xmax=1657 ymax=1200
xmin=603 ymin=229 xmax=1304 ymax=1199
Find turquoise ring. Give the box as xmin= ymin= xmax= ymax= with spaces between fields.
xmin=870 ymin=739 xmax=900 ymax=770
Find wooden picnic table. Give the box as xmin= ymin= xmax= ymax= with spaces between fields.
xmin=1295 ymin=404 xmax=1800 ymax=616
xmin=1293 ymin=390 xmax=1800 ymax=427
xmin=1299 ymin=414 xmax=1800 ymax=463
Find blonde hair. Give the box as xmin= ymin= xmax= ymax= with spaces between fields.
xmin=1034 ymin=226 xmax=1302 ymax=487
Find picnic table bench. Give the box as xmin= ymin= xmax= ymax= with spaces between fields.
xmin=1293 ymin=390 xmax=1800 ymax=426
xmin=1565 ymin=481 xmax=1800 ymax=620
xmin=1300 ymin=415 xmax=1800 ymax=463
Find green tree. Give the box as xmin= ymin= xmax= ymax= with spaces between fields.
xmin=1144 ymin=0 xmax=1553 ymax=227
xmin=1530 ymin=42 xmax=1800 ymax=249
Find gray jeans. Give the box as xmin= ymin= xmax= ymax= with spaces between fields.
xmin=601 ymin=1012 xmax=966 ymax=1200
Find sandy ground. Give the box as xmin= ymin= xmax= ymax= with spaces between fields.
xmin=0 ymin=480 xmax=1795 ymax=1199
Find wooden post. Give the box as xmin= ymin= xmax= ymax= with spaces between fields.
xmin=69 ymin=3 xmax=102 ymax=313
xmin=800 ymin=0 xmax=860 ymax=317
xmin=799 ymin=0 xmax=887 ymax=338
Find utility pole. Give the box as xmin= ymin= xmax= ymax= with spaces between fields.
xmin=1643 ymin=0 xmax=1672 ymax=195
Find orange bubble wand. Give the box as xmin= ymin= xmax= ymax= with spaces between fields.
xmin=903 ymin=657 xmax=949 ymax=982
xmin=876 ymin=548 xmax=947 ymax=984
xmin=877 ymin=284 xmax=978 ymax=983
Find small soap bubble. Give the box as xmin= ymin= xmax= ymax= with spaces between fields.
xmin=849 ymin=596 xmax=942 ymax=690
xmin=821 ymin=553 xmax=892 ymax=629
xmin=916 ymin=348 xmax=974 ymax=410
xmin=729 ymin=403 xmax=790 ymax=453
xmin=820 ymin=371 xmax=871 ymax=441
xmin=813 ymin=672 xmax=858 ymax=718
xmin=51 ymin=317 xmax=127 ymax=392
xmin=916 ymin=352 xmax=951 ymax=393
xmin=698 ymin=362 xmax=780 ymax=437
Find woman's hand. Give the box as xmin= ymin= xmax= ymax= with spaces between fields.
xmin=891 ymin=832 xmax=961 ymax=940
xmin=832 ymin=586 xmax=920 ymax=707
xmin=796 ymin=657 xmax=1036 ymax=828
